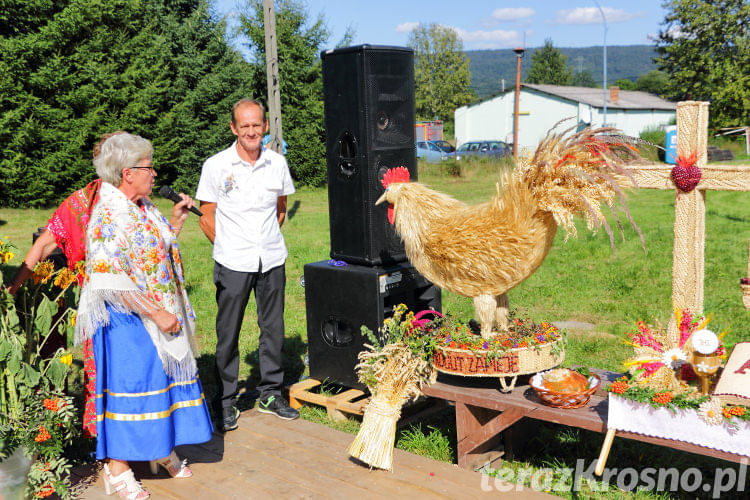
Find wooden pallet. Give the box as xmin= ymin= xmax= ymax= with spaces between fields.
xmin=288 ymin=378 xmax=370 ymax=423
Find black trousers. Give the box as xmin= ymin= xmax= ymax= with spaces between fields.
xmin=213 ymin=261 xmax=286 ymax=410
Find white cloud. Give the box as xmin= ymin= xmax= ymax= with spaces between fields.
xmin=454 ymin=27 xmax=521 ymax=49
xmin=395 ymin=22 xmax=419 ymax=33
xmin=554 ymin=7 xmax=641 ymax=25
xmin=664 ymin=24 xmax=688 ymax=39
xmin=491 ymin=7 xmax=535 ymax=22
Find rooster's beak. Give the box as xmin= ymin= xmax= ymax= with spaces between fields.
xmin=375 ymin=191 xmax=387 ymax=205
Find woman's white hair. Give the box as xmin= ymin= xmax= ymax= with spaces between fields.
xmin=93 ymin=132 xmax=153 ymax=186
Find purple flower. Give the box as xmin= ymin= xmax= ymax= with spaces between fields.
xmin=482 ymin=341 xmax=489 ymax=349
xmin=445 ymin=334 xmax=451 ymax=344
xmin=537 ymin=335 xmax=545 ymax=342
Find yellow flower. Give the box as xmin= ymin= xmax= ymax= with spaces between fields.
xmin=53 ymin=268 xmax=77 ymax=289
xmin=3 ymin=251 xmax=13 ymax=263
xmin=70 ymin=312 xmax=77 ymax=327
xmin=59 ymin=353 xmax=73 ymax=366
xmin=32 ymin=261 xmax=55 ymax=284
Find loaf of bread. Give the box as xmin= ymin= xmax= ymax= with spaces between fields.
xmin=542 ymin=368 xmax=589 ymax=393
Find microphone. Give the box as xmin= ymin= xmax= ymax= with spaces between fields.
xmin=159 ymin=185 xmax=203 ymax=217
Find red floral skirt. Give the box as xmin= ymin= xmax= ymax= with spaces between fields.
xmin=82 ymin=338 xmax=97 ymax=438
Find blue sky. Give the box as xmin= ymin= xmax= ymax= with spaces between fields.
xmin=211 ymin=0 xmax=669 ymax=52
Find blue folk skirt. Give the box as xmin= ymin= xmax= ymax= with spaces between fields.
xmin=93 ymin=307 xmax=213 ymax=461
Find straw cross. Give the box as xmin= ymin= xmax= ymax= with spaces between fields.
xmin=625 ymin=101 xmax=750 ymax=344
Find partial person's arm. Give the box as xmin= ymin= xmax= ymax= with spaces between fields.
xmin=198 ymin=201 xmax=217 ymax=243
xmin=277 ymin=195 xmax=288 ymax=227
xmin=116 ymin=286 xmax=181 ymax=335
xmin=7 ymin=230 xmax=58 ymax=294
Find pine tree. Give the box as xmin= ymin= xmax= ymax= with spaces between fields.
xmin=0 ymin=0 xmax=256 ymax=207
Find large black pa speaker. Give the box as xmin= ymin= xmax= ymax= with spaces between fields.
xmin=305 ymin=261 xmax=440 ymax=390
xmin=321 ymin=45 xmax=416 ymax=266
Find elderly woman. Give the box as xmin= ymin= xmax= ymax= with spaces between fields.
xmin=7 ymin=131 xmax=124 ymax=440
xmin=76 ymin=132 xmax=212 ymax=499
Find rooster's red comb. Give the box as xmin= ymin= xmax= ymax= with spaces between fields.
xmin=381 ymin=166 xmax=410 ymax=188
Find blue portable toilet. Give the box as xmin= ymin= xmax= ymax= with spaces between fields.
xmin=664 ymin=125 xmax=677 ymax=164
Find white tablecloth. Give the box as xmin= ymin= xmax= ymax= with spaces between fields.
xmin=608 ymin=394 xmax=750 ymax=456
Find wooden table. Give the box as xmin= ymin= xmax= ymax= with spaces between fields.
xmin=422 ymin=371 xmax=750 ymax=470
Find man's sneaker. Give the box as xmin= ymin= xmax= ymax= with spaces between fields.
xmin=257 ymin=395 xmax=299 ymax=420
xmin=220 ymin=406 xmax=240 ymax=432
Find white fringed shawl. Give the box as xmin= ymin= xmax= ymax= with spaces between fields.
xmin=76 ymin=182 xmax=199 ymax=381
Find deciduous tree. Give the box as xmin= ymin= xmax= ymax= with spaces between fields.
xmin=526 ymin=39 xmax=573 ymax=86
xmin=572 ymin=71 xmax=597 ymax=88
xmin=408 ymin=24 xmax=474 ymax=123
xmin=634 ymin=70 xmax=670 ymax=97
xmin=655 ymin=0 xmax=749 ymax=129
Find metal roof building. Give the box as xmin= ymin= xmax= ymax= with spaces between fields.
xmin=455 ymin=84 xmax=676 ymax=152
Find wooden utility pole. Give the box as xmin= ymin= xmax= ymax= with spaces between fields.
xmin=263 ymin=0 xmax=283 ymax=155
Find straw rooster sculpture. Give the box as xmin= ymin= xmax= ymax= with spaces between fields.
xmin=376 ymin=127 xmax=644 ymax=339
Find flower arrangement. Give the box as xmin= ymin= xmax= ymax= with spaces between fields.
xmin=607 ymin=310 xmax=748 ymax=427
xmin=426 ymin=311 xmax=565 ymax=387
xmin=348 ymin=304 xmax=438 ymax=470
xmin=1 ymin=239 xmax=80 ymax=500
xmin=432 ymin=312 xmax=565 ymax=358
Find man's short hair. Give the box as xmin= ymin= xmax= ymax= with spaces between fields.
xmin=231 ymin=99 xmax=267 ymax=124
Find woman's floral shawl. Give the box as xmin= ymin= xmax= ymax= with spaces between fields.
xmin=76 ymin=182 xmax=198 ymax=381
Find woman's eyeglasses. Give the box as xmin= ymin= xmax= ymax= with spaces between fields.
xmin=130 ymin=166 xmax=156 ymax=174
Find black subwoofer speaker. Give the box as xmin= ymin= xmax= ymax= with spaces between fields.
xmin=305 ymin=261 xmax=440 ymax=390
xmin=321 ymin=44 xmax=416 ymax=266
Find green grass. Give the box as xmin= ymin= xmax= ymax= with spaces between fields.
xmin=1 ymin=156 xmax=748 ymax=498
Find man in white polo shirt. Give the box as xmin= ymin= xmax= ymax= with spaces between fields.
xmin=196 ymin=98 xmax=298 ymax=430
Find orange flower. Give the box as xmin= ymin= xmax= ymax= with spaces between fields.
xmin=723 ymin=408 xmax=733 ymax=419
xmin=730 ymin=406 xmax=746 ymax=417
xmin=93 ymin=261 xmax=110 ymax=273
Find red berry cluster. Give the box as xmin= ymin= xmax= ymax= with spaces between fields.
xmin=651 ymin=392 xmax=673 ymax=405
xmin=609 ymin=381 xmax=630 ymax=394
xmin=34 ymin=425 xmax=51 ymax=443
xmin=43 ymin=398 xmax=59 ymax=411
xmin=37 ymin=485 xmax=55 ymax=498
xmin=725 ymin=406 xmax=746 ymax=417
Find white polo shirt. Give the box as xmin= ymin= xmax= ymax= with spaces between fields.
xmin=196 ymin=142 xmax=295 ymax=273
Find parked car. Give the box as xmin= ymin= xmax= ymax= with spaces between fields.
xmin=416 ymin=141 xmax=455 ymax=163
xmin=455 ymin=141 xmax=511 ymax=160
xmin=430 ymin=140 xmax=456 ymax=153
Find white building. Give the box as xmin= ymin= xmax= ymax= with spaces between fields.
xmin=455 ymin=84 xmax=676 ymax=152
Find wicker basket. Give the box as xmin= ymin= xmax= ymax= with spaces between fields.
xmin=530 ymin=370 xmax=601 ymax=409
xmin=433 ymin=338 xmax=564 ymax=391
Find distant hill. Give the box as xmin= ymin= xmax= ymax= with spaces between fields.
xmin=467 ymin=45 xmax=658 ymax=100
